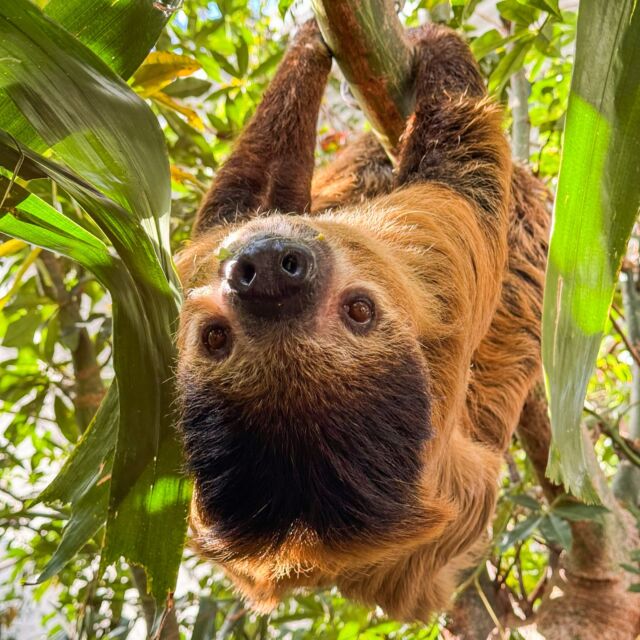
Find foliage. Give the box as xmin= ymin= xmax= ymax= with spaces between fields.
xmin=541 ymin=0 xmax=640 ymax=502
xmin=0 ymin=0 xmax=638 ymax=638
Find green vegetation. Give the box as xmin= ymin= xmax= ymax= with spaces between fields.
xmin=1 ymin=0 xmax=639 ymax=638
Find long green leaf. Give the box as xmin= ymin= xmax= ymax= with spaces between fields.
xmin=0 ymin=2 xmax=174 ymax=268
xmin=45 ymin=0 xmax=173 ymax=79
xmin=0 ymin=0 xmax=172 ymax=152
xmin=0 ymin=1 xmax=190 ymax=601
xmin=0 ymin=136 xmax=189 ymax=600
xmin=542 ymin=0 xmax=640 ymax=502
xmin=37 ymin=385 xmax=118 ymax=583
xmin=0 ymin=176 xmax=115 ymax=284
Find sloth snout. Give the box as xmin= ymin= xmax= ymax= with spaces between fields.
xmin=224 ymin=236 xmax=319 ymax=319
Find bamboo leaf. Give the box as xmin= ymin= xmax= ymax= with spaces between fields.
xmin=542 ymin=0 xmax=640 ymax=502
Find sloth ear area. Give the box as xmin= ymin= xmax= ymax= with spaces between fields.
xmin=173 ymin=242 xmax=203 ymax=288
xmin=173 ymin=235 xmax=222 ymax=289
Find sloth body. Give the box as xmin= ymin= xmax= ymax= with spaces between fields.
xmin=177 ymin=22 xmax=549 ymax=620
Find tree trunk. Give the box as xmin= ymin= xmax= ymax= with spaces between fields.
xmin=518 ymin=386 xmax=640 ymax=640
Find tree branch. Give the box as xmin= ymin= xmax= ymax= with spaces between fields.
xmin=311 ymin=0 xmax=413 ymax=157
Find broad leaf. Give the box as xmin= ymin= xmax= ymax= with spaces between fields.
xmin=542 ymin=0 xmax=640 ymax=502
xmin=37 ymin=386 xmax=118 ymax=583
xmin=0 ymin=1 xmax=190 ymax=602
xmin=550 ymin=497 xmax=609 ymax=522
xmin=0 ymin=0 xmax=172 ymax=154
xmin=45 ymin=0 xmax=173 ymax=79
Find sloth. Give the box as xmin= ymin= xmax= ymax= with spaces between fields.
xmin=176 ymin=20 xmax=549 ymax=620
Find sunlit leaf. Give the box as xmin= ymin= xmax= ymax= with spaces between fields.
xmin=542 ymin=0 xmax=640 ymax=502
xmin=45 ymin=0 xmax=173 ymax=79
xmin=0 ymin=1 xmax=190 ymax=602
xmin=0 ymin=0 xmax=172 ymax=155
xmin=496 ymin=0 xmax=539 ymax=26
xmin=153 ymin=91 xmax=207 ymax=131
xmin=132 ymin=51 xmax=201 ymax=98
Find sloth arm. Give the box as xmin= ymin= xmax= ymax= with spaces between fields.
xmin=194 ymin=20 xmax=332 ymax=234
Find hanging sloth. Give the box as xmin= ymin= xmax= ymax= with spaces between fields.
xmin=175 ymin=20 xmax=549 ymax=620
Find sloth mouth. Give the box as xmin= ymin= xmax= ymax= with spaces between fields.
xmin=178 ymin=346 xmax=432 ymax=554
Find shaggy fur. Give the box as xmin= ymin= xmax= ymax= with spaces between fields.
xmin=176 ymin=20 xmax=550 ymax=620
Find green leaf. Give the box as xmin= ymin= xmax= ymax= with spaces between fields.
xmin=45 ymin=0 xmax=174 ymax=79
xmin=278 ymin=0 xmax=294 ymax=18
xmin=538 ymin=513 xmax=572 ymax=550
xmin=0 ymin=0 xmax=173 ymax=158
xmin=471 ymin=29 xmax=510 ymax=61
xmin=3 ymin=311 xmax=42 ymax=348
xmin=550 ymin=497 xmax=609 ymax=522
xmin=542 ymin=0 xmax=640 ymax=502
xmin=236 ymin=37 xmax=249 ymax=76
xmin=0 ymin=5 xmax=174 ymax=266
xmin=0 ymin=175 xmax=115 ymax=283
xmin=488 ymin=34 xmax=535 ymax=95
xmin=496 ymin=0 xmax=539 ymax=26
xmin=37 ymin=385 xmax=118 ymax=583
xmin=527 ymin=0 xmax=562 ymax=20
xmin=53 ymin=395 xmax=81 ymax=443
xmin=163 ymin=77 xmax=212 ymax=99
xmin=498 ymin=515 xmax=542 ymax=552
xmin=0 ymin=1 xmax=190 ymax=602
xmin=510 ymin=493 xmax=542 ymax=511
xmin=337 ymin=621 xmax=361 ymax=640
xmin=192 ymin=598 xmax=217 ymax=640
xmin=620 ymin=563 xmax=640 ymax=575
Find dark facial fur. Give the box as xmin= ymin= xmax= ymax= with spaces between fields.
xmin=179 ymin=320 xmax=431 ymax=557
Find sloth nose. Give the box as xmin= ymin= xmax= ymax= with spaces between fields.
xmin=224 ymin=237 xmax=317 ymax=318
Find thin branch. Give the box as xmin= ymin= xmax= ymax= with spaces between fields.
xmin=474 ymin=575 xmax=507 ymax=639
xmin=609 ymin=313 xmax=640 ymax=368
xmin=216 ymin=602 xmax=246 ymax=640
xmin=584 ymin=407 xmax=640 ymax=466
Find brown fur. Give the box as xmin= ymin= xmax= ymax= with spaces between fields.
xmin=177 ymin=21 xmax=550 ymax=621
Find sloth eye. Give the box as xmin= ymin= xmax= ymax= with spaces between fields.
xmin=342 ymin=295 xmax=375 ymax=333
xmin=202 ymin=322 xmax=231 ymax=359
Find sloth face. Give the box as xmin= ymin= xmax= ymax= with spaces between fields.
xmin=176 ymin=214 xmax=432 ymax=557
